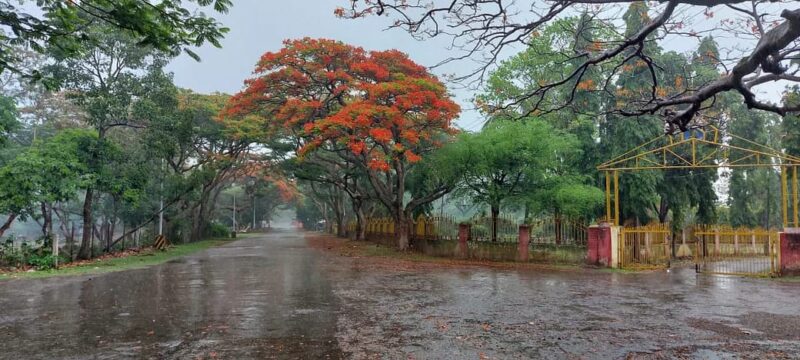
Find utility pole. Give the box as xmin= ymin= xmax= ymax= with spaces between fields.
xmin=253 ymin=195 xmax=257 ymax=230
xmin=158 ymin=159 xmax=164 ymax=236
xmin=232 ymin=190 xmax=237 ymax=232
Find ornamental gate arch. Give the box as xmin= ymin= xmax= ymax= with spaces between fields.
xmin=597 ymin=125 xmax=795 ymax=275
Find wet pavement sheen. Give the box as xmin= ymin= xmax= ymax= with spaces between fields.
xmin=1 ymin=229 xmax=800 ymax=359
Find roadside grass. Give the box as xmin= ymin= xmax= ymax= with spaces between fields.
xmin=772 ymin=275 xmax=800 ymax=282
xmin=0 ymin=236 xmax=238 ymax=280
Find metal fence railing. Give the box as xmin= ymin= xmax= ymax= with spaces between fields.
xmin=468 ymin=216 xmax=519 ymax=243
xmin=529 ymin=217 xmax=588 ymax=246
xmin=359 ymin=216 xmax=460 ymax=241
xmin=356 ymin=215 xmax=589 ymax=247
xmin=619 ymin=223 xmax=671 ymax=269
xmin=412 ymin=216 xmax=459 ymax=241
xmin=693 ymin=225 xmax=779 ymax=276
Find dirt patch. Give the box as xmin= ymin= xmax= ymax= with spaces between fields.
xmin=305 ymin=233 xmax=588 ymax=273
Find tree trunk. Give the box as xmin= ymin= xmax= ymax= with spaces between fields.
xmin=0 ymin=213 xmax=18 ymax=238
xmin=108 ymin=217 xmax=117 ymax=252
xmin=524 ymin=204 xmax=530 ymax=223
xmin=394 ymin=206 xmax=413 ymax=250
xmin=554 ymin=209 xmax=563 ymax=245
xmin=40 ymin=202 xmax=53 ymax=242
xmin=335 ymin=212 xmax=346 ymax=238
xmin=355 ymin=205 xmax=366 ymax=241
xmin=491 ymin=205 xmax=499 ymax=243
xmin=328 ymin=190 xmax=347 ymax=237
xmin=69 ymin=221 xmax=76 ymax=261
xmin=78 ymin=187 xmax=94 ymax=260
xmin=658 ymin=198 xmax=669 ymax=224
xmin=190 ymin=184 xmax=213 ymax=242
xmin=396 ymin=213 xmax=411 ymax=250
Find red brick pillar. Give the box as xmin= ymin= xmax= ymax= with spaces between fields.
xmin=588 ymin=224 xmax=612 ymax=267
xmin=780 ymin=231 xmax=800 ymax=276
xmin=458 ymin=223 xmax=470 ymax=259
xmin=518 ymin=225 xmax=530 ymax=262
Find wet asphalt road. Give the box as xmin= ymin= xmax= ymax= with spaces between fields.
xmin=1 ymin=229 xmax=800 ymax=359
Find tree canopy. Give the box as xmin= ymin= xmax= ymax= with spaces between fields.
xmin=0 ymin=0 xmax=230 ymax=79
xmin=225 ymin=38 xmax=461 ymax=249
xmin=339 ymin=0 xmax=800 ymax=131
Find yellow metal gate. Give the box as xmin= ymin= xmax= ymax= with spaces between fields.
xmin=694 ymin=226 xmax=780 ymax=276
xmin=619 ymin=224 xmax=671 ymax=269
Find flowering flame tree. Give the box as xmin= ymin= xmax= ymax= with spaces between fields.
xmin=225 ymin=38 xmax=460 ymax=249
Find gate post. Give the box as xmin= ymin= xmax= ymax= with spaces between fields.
xmin=518 ymin=224 xmax=530 ymax=262
xmin=588 ymin=223 xmax=613 ymax=267
xmin=458 ymin=223 xmax=470 ymax=259
xmin=780 ymin=229 xmax=800 ymax=276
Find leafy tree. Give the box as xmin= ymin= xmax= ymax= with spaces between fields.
xmin=0 ymin=0 xmax=230 ymax=78
xmin=434 ymin=120 xmax=582 ymax=241
xmin=295 ymin=201 xmax=323 ymax=230
xmin=149 ymin=90 xmax=253 ymax=242
xmin=44 ymin=23 xmax=180 ymax=258
xmin=342 ymin=0 xmax=800 ymax=130
xmin=225 ymin=38 xmax=461 ymax=250
xmin=599 ymin=2 xmax=664 ymax=225
xmin=784 ymin=87 xmax=800 ymax=158
xmin=476 ymin=16 xmax=613 ymax=178
xmin=0 ymin=129 xmax=92 ymax=238
xmin=0 ymin=95 xmax=19 ymax=146
xmin=285 ymin=152 xmax=374 ymax=238
xmin=244 ymin=176 xmax=298 ymax=229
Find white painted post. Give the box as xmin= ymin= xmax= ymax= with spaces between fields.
xmin=52 ymin=233 xmax=59 ymax=269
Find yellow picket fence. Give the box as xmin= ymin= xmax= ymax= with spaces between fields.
xmin=357 ymin=215 xmax=459 ymax=241
xmin=693 ymin=225 xmax=780 ymax=276
xmin=619 ymin=223 xmax=671 ymax=269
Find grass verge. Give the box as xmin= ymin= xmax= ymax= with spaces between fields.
xmin=0 ymin=237 xmax=235 ymax=280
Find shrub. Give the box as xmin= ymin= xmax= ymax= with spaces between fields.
xmin=27 ymin=253 xmax=67 ymax=270
xmin=1 ymin=238 xmax=27 ymax=268
xmin=207 ymin=222 xmax=230 ymax=238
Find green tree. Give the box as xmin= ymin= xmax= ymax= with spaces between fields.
xmin=0 ymin=0 xmax=230 ymax=78
xmin=45 ymin=24 xmax=180 ymax=258
xmin=0 ymin=95 xmax=19 ymax=146
xmin=0 ymin=129 xmax=91 ymax=238
xmin=600 ymin=2 xmax=664 ymax=225
xmin=434 ymin=120 xmax=593 ymax=241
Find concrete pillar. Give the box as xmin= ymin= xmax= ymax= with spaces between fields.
xmin=518 ymin=225 xmax=530 ymax=262
xmin=610 ymin=226 xmax=620 ymax=269
xmin=780 ymin=230 xmax=800 ymax=276
xmin=588 ymin=224 xmax=612 ymax=267
xmin=458 ymin=223 xmax=470 ymax=259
